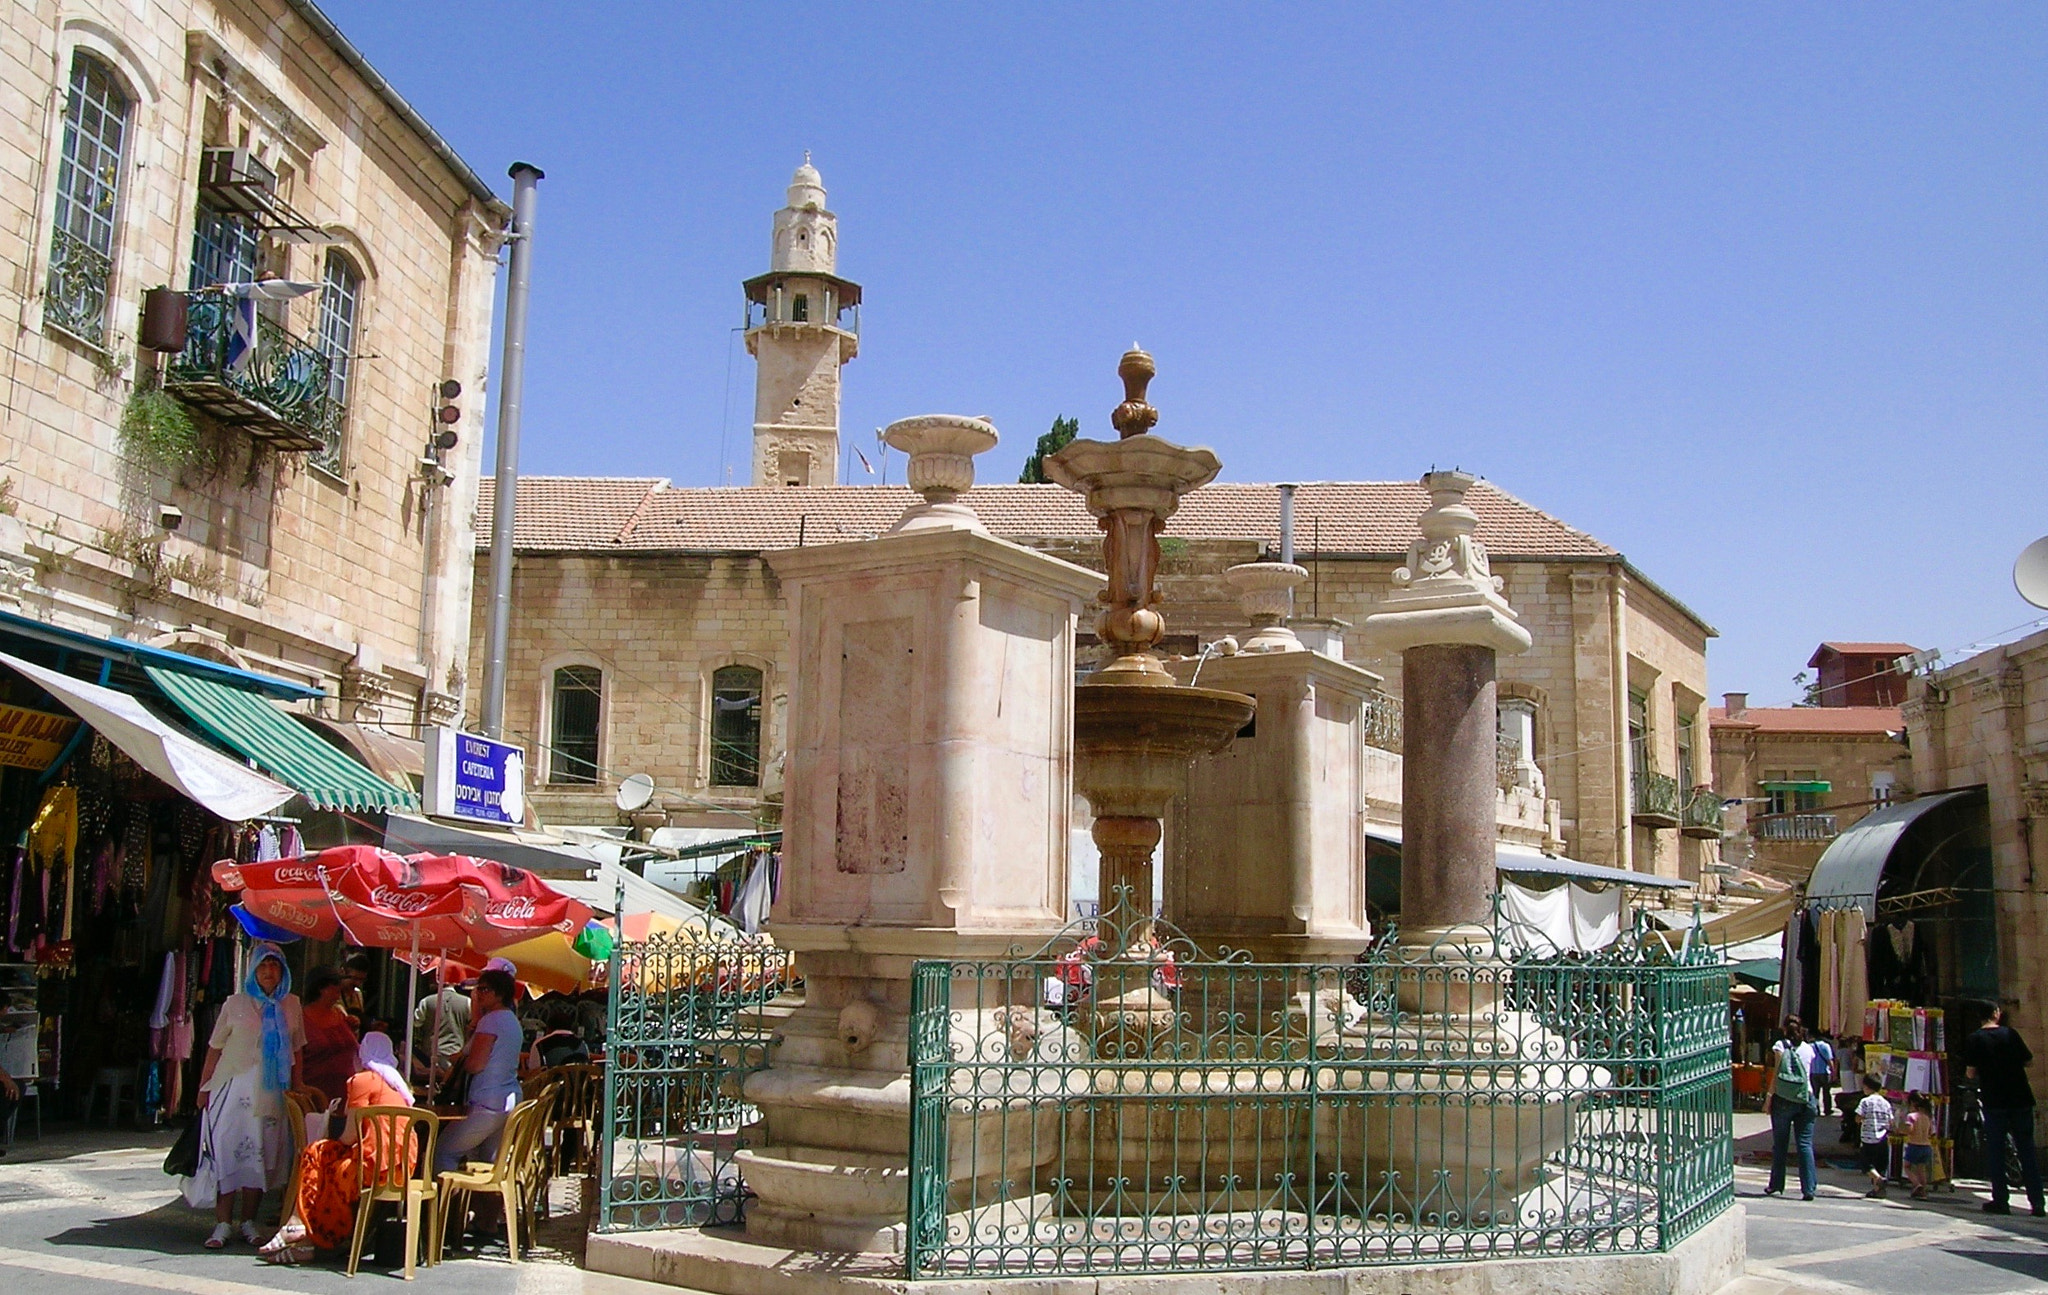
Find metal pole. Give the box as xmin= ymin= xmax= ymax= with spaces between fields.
xmin=481 ymin=162 xmax=543 ymax=738
xmin=1278 ymin=483 xmax=1296 ymax=619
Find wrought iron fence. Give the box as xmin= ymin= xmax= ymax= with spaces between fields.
xmin=599 ymin=927 xmax=796 ymax=1230
xmin=903 ymin=911 xmax=1731 ymax=1279
xmin=45 ymin=227 xmax=113 ymax=347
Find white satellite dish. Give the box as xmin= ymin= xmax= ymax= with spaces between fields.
xmin=615 ymin=772 xmax=656 ymax=812
xmin=2016 ymin=536 xmax=2048 ymax=611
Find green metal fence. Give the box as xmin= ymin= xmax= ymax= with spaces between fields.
xmin=903 ymin=921 xmax=1731 ymax=1278
xmin=599 ymin=928 xmax=795 ymax=1230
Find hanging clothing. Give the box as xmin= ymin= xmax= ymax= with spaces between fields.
xmin=28 ymin=786 xmax=76 ymax=944
xmin=1780 ymin=909 xmax=1807 ymax=1028
xmin=732 ymin=853 xmax=775 ymax=934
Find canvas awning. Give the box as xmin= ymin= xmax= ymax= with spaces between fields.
xmin=145 ymin=667 xmax=416 ymax=812
xmin=1696 ymin=889 xmax=1796 ymax=947
xmin=0 ymin=651 xmax=293 ymax=820
xmin=1361 ymin=827 xmax=1693 ymax=890
xmin=1804 ymin=789 xmax=1983 ymax=919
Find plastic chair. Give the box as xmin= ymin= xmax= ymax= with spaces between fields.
xmin=345 ymin=1106 xmax=439 ymax=1280
xmin=433 ymin=1096 xmax=549 ymax=1264
xmin=279 ymin=1090 xmax=322 ymax=1204
xmin=83 ymin=1066 xmax=137 ymax=1125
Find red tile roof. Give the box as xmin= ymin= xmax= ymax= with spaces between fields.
xmin=1709 ymin=706 xmax=1903 ymax=735
xmin=478 ymin=478 xmax=1620 ymax=559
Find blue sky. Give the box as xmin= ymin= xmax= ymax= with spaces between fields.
xmin=328 ymin=2 xmax=2046 ymax=700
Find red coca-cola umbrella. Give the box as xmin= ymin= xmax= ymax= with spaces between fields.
xmin=213 ymin=844 xmax=594 ymax=1065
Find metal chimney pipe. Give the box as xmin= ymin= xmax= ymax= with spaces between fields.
xmin=481 ymin=162 xmax=542 ymax=740
xmin=1278 ymin=483 xmax=1297 ymax=618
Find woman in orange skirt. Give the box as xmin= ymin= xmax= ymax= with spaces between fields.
xmin=259 ymin=1031 xmax=414 ymax=1265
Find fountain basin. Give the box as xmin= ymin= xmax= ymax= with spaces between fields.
xmin=1073 ymin=682 xmax=1256 ymax=819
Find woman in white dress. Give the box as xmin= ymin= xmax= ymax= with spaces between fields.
xmin=186 ymin=943 xmax=305 ymax=1248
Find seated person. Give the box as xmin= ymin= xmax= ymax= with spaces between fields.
xmin=433 ymin=970 xmax=523 ymax=1174
xmin=523 ymin=996 xmax=591 ymax=1074
xmin=258 ymin=1033 xmax=414 ymax=1265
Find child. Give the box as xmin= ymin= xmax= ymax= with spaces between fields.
xmin=1900 ymin=1093 xmax=1936 ymax=1199
xmin=1856 ymin=1073 xmax=1896 ymax=1198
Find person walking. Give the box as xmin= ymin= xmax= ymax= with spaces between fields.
xmin=1854 ymin=1074 xmax=1895 ymax=1198
xmin=1964 ymin=1002 xmax=2045 ymax=1216
xmin=1765 ymin=1015 xmax=1819 ymax=1201
xmin=1810 ymin=1031 xmax=1838 ymax=1116
xmin=186 ymin=943 xmax=305 ymax=1249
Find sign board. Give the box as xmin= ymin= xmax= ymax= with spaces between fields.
xmin=0 ymin=704 xmax=78 ymax=770
xmin=423 ymin=728 xmax=526 ymax=826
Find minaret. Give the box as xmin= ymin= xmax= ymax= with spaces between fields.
xmin=745 ymin=156 xmax=859 ymax=487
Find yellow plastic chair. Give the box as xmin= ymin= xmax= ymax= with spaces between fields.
xmin=433 ymin=1096 xmax=550 ymax=1263
xmin=280 ymin=1090 xmax=322 ymax=1206
xmin=343 ymin=1106 xmax=439 ymax=1280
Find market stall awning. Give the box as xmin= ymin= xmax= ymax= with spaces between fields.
xmin=1805 ymin=789 xmax=1983 ymax=919
xmin=1760 ymin=780 xmax=1832 ymax=793
xmin=381 ymin=811 xmax=606 ymax=872
xmin=145 ymin=667 xmax=416 ymax=812
xmin=1496 ymin=843 xmax=1695 ymax=890
xmin=0 ymin=606 xmax=320 ymax=700
xmin=1697 ymin=889 xmax=1796 ymax=947
xmin=0 ymin=651 xmax=293 ymax=820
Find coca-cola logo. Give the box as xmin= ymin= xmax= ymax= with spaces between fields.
xmin=267 ymin=866 xmax=321 ymax=886
xmin=368 ymin=886 xmax=437 ymax=915
xmin=260 ymin=902 xmax=320 ymax=932
xmin=487 ymin=896 xmax=539 ymax=922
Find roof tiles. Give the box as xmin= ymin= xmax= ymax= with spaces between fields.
xmin=478 ymin=478 xmax=1620 ymax=560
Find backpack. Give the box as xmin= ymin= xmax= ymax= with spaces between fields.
xmin=1773 ymin=1041 xmax=1812 ymax=1104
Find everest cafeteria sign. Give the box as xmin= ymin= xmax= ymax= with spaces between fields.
xmin=423 ymin=728 xmax=526 ymax=826
xmin=0 ymin=704 xmax=78 ymax=770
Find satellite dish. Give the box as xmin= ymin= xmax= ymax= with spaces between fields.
xmin=615 ymin=772 xmax=656 ymax=812
xmin=2016 ymin=536 xmax=2048 ymax=611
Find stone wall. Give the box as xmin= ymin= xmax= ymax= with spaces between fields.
xmin=1904 ymin=626 xmax=2048 ymax=1131
xmin=0 ymin=0 xmax=501 ymax=721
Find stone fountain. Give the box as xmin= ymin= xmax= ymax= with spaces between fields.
xmin=1042 ymin=348 xmax=1254 ymax=985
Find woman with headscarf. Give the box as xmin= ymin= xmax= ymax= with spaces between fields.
xmin=187 ymin=943 xmax=304 ymax=1249
xmin=258 ymin=1031 xmax=417 ymax=1266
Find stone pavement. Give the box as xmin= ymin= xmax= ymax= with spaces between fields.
xmin=1727 ymin=1111 xmax=2048 ymax=1295
xmin=0 ymin=1122 xmax=670 ymax=1294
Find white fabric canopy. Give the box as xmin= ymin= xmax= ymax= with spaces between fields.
xmin=1498 ymin=879 xmax=1624 ymax=955
xmin=0 ymin=650 xmax=294 ymax=820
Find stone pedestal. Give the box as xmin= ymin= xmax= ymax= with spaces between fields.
xmin=1166 ymin=646 xmax=1385 ymax=962
xmin=743 ymin=438 xmax=1103 ymax=1254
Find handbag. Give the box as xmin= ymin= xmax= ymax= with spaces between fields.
xmin=162 ymin=1117 xmax=201 ymax=1177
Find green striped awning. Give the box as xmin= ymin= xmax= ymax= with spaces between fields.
xmin=145 ymin=666 xmax=418 ymax=813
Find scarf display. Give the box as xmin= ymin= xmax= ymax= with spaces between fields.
xmin=244 ymin=942 xmax=294 ymax=1092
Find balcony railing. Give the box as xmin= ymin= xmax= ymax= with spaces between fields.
xmin=45 ymin=228 xmax=113 ymax=347
xmin=164 ymin=291 xmax=334 ymax=452
xmin=1757 ymin=813 xmax=1837 ymax=842
xmin=1363 ymin=688 xmax=1402 ymax=752
xmin=1681 ymin=787 xmax=1724 ymax=838
xmin=1632 ymin=770 xmax=1682 ymax=827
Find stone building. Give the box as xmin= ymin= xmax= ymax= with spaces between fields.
xmin=474 ymin=160 xmax=1718 ymax=882
xmin=1896 ymin=625 xmax=2048 ymax=1131
xmin=0 ymin=0 xmax=506 ymax=724
xmin=1711 ymin=686 xmax=1914 ymax=885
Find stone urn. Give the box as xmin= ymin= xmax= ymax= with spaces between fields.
xmin=882 ymin=413 xmax=998 ymax=533
xmin=1224 ymin=560 xmax=1307 ymax=653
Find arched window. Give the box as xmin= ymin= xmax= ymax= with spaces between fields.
xmin=312 ymin=250 xmax=361 ymax=470
xmin=46 ymin=52 xmax=130 ymax=346
xmin=710 ymin=665 xmax=763 ymax=787
xmin=548 ymin=665 xmax=602 ymax=785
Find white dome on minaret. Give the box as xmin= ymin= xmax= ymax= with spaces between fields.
xmin=787 ymin=154 xmax=826 ymax=210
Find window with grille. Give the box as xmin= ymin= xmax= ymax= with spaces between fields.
xmin=1675 ymin=713 xmax=1696 ymax=794
xmin=549 ymin=666 xmax=603 ymax=785
xmin=312 ymin=252 xmax=361 ymax=471
xmin=46 ymin=53 xmax=130 ymax=346
xmin=1627 ymin=691 xmax=1650 ymax=779
xmin=190 ymin=203 xmax=259 ymax=288
xmin=710 ymin=666 xmax=763 ymax=787
xmin=791 ymin=293 xmax=809 ymax=322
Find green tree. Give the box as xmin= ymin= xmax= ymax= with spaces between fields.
xmin=1018 ymin=415 xmax=1079 ymax=484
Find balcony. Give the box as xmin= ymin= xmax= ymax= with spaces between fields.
xmin=1758 ymin=813 xmax=1838 ymax=842
xmin=1632 ymin=771 xmax=1681 ymax=827
xmin=164 ymin=291 xmax=333 ymax=452
xmin=1681 ymin=787 xmax=1724 ymax=838
xmin=1363 ymin=688 xmax=1402 ymax=753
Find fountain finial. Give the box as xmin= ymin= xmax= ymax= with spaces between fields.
xmin=1111 ymin=346 xmax=1158 ymax=439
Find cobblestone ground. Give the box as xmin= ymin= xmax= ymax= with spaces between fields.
xmin=0 ymin=1123 xmax=663 ymax=1294
xmin=1728 ymin=1111 xmax=2048 ymax=1295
